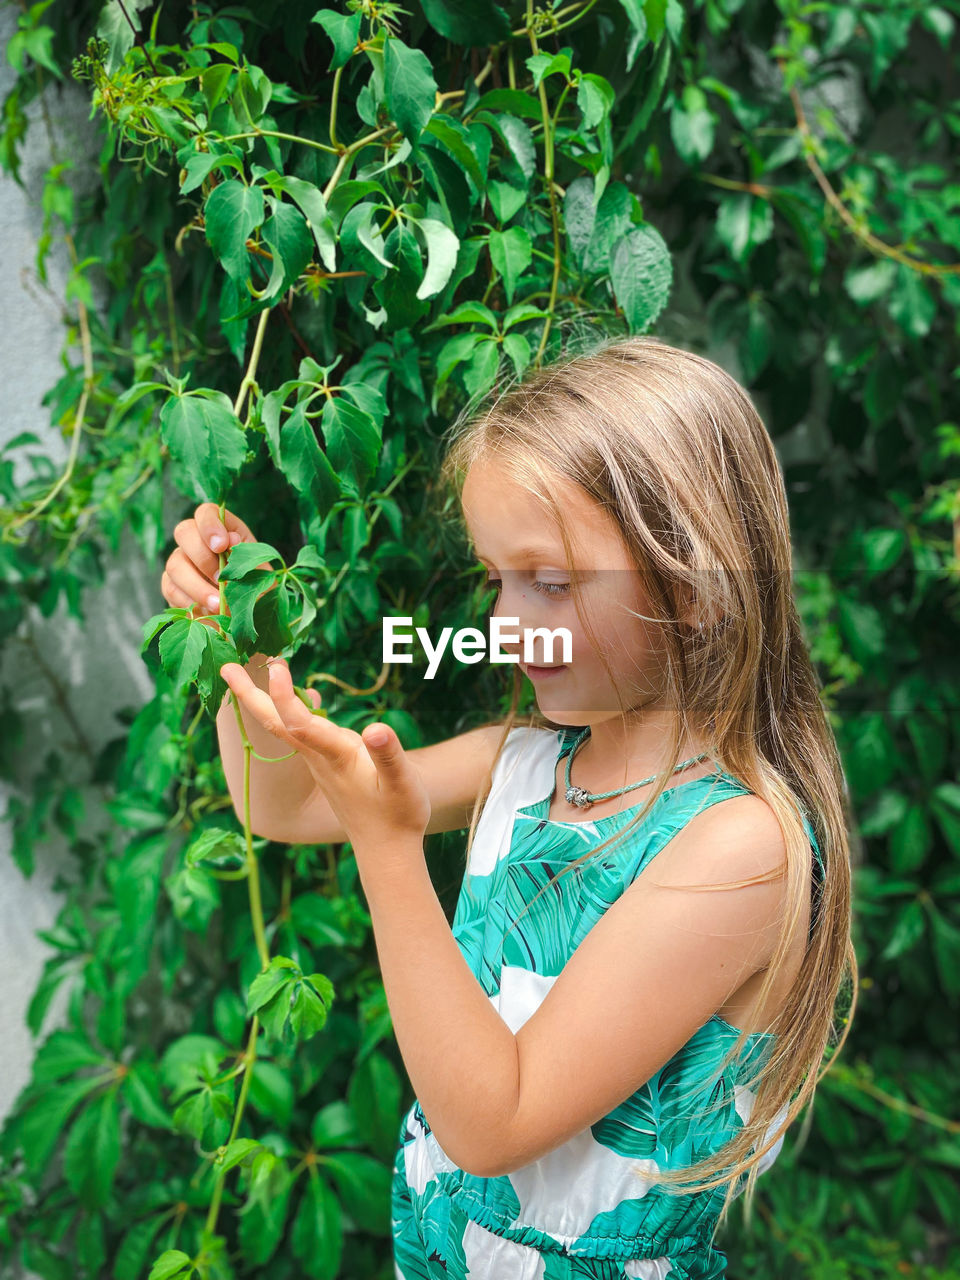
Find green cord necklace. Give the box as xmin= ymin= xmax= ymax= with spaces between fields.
xmin=563 ymin=726 xmax=713 ymax=809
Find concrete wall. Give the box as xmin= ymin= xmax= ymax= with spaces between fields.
xmin=0 ymin=8 xmax=157 ymax=1132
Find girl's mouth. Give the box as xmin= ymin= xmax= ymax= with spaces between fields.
xmin=523 ymin=664 xmax=567 ymax=680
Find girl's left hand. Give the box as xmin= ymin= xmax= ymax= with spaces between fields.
xmin=219 ymin=656 xmax=431 ymax=854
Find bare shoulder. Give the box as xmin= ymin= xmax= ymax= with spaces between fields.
xmin=636 ymin=792 xmax=789 ymax=891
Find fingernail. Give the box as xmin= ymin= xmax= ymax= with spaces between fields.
xmin=206 ymin=593 xmax=220 ymax=610
xmin=212 ymin=569 xmax=220 ymax=582
xmin=209 ymin=534 xmax=227 ymax=551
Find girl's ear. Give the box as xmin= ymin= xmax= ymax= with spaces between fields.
xmin=677 ymin=583 xmax=722 ymax=631
xmin=675 ymin=582 xmax=700 ymax=631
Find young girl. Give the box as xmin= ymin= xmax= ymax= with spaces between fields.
xmin=178 ymin=334 xmax=856 ymax=1279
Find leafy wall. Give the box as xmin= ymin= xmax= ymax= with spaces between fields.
xmin=1 ymin=1 xmax=959 ymax=1278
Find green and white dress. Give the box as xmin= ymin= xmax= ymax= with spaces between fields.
xmin=392 ymin=726 xmax=824 ymax=1279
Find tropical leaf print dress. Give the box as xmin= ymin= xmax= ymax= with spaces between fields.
xmin=392 ymin=726 xmax=824 ymax=1280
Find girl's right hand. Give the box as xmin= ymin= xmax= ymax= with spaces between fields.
xmin=161 ymin=503 xmax=265 ymax=624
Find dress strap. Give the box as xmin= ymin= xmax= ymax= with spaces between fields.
xmin=557 ymin=725 xmax=585 ymax=759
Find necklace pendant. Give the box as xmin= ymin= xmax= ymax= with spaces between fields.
xmin=565 ymin=785 xmax=593 ymax=809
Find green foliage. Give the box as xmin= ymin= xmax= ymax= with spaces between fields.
xmin=0 ymin=0 xmax=959 ymax=1278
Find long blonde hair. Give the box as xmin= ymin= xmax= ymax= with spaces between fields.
xmin=434 ymin=333 xmax=858 ymax=1241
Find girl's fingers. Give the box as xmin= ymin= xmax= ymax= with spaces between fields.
xmin=220 ymin=663 xmax=297 ymax=741
xmin=160 ymin=572 xmax=222 ymax=628
xmin=265 ymin=660 xmax=353 ymax=769
xmin=172 ymin=518 xmax=221 ymax=583
xmin=166 ymin=546 xmax=222 ymax=613
xmin=195 ymin=503 xmax=256 ymax=553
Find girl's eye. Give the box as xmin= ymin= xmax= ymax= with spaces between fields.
xmin=532 ymin=580 xmax=571 ymax=598
xmin=482 ymin=576 xmax=570 ymax=599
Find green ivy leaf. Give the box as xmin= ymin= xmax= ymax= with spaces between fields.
xmin=323 ymin=1151 xmax=393 ymax=1235
xmin=179 ymin=149 xmax=243 ymax=195
xmin=502 ymin=331 xmax=531 ymax=379
xmin=63 ymin=1089 xmax=121 ymax=1208
xmin=268 ymin=173 xmax=337 ymax=271
xmin=196 ymin=624 xmax=242 ymax=718
xmin=415 ymin=217 xmax=459 ymax=299
xmin=247 ymin=956 xmax=299 ymax=1016
xmin=122 ymin=1061 xmax=174 ymax=1130
xmin=422 ymin=115 xmax=486 ymax=193
xmin=248 ymin=1060 xmax=295 ymax=1127
xmin=30 ymin=1029 xmax=105 ymax=1084
xmin=525 ymin=49 xmax=572 ymax=90
xmin=171 ymin=1084 xmax=234 ymax=1146
xmin=488 ymin=226 xmax=532 ymax=305
xmin=291 ymin=1174 xmax=343 ymax=1277
xmin=261 ymin=199 xmax=314 ymax=302
xmin=609 ymin=223 xmax=672 ymax=332
xmin=716 ymin=192 xmax=774 ymax=262
xmin=487 ymin=180 xmax=527 ymax=223
xmin=888 ymin=263 xmax=936 ymax=338
xmin=837 ymin=596 xmax=886 ymax=664
xmin=114 ymin=1216 xmax=166 ymax=1280
xmin=424 ymin=299 xmax=499 ymax=330
xmin=216 ymin=1137 xmax=264 ymax=1172
xmin=881 ymin=898 xmax=926 ymax=960
xmin=157 ymin=618 xmax=209 ymax=692
xmin=95 ymin=0 xmax=151 ymax=74
xmin=148 ymin=1250 xmax=194 ymax=1280
xmin=578 ymin=73 xmax=615 ymax=130
xmin=165 ymin=864 xmax=221 ymax=932
xmin=204 ymin=179 xmax=265 ymax=281
xmin=185 ymin=827 xmax=246 ymax=871
xmin=348 ymin=1050 xmax=402 ymax=1159
xmin=289 ymin=980 xmax=329 ymax=1039
xmin=159 ymin=391 xmax=248 ymax=502
xmin=844 ymin=258 xmax=898 ymax=306
xmin=320 ymin=397 xmax=382 ymax=493
xmin=4 ymin=1075 xmax=104 ymax=1176
xmin=889 ymin=802 xmax=931 ymax=873
xmin=670 ymin=94 xmax=715 ymax=165
xmin=585 ymin=183 xmax=639 ymax=274
xmin=384 ymin=36 xmax=439 ymax=142
xmin=419 ymin=0 xmax=510 ymax=44
xmin=471 ymin=88 xmax=542 ymax=119
xmin=311 ymin=9 xmax=362 ymax=70
xmin=201 ymin=63 xmax=233 ymax=114
xmin=280 ymin=402 xmax=341 ymax=516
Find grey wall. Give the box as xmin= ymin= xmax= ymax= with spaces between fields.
xmin=0 ymin=8 xmax=158 ymax=1133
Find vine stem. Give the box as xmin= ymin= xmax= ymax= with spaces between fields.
xmin=781 ymin=60 xmax=960 ymax=277
xmin=329 ymin=65 xmax=343 ymax=149
xmin=204 ymin=1013 xmax=261 ymax=1235
xmin=219 ymin=127 xmax=340 ymax=155
xmin=527 ymin=0 xmax=563 ymax=366
xmin=233 ymin=307 xmax=271 ymax=418
xmin=3 ymin=233 xmax=94 ymax=540
xmin=202 ymin=691 xmax=270 ymax=1239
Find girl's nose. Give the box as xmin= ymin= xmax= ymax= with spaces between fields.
xmin=492 ymin=579 xmax=548 ymax=663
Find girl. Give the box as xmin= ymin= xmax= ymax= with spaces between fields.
xmin=168 ymin=334 xmax=856 ymax=1279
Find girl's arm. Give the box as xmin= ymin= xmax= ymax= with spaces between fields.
xmin=218 ymin=658 xmax=505 ymax=843
xmin=358 ymin=796 xmax=788 ymax=1179
xmin=219 ymin=657 xmax=789 ymax=1180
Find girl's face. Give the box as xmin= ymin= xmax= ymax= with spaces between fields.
xmin=460 ymin=457 xmax=674 ymax=723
